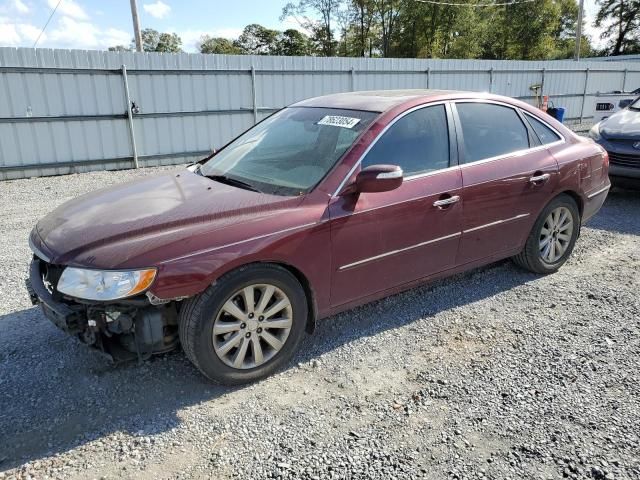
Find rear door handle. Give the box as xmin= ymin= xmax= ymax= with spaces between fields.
xmin=433 ymin=195 xmax=460 ymax=208
xmin=529 ymin=173 xmax=550 ymax=184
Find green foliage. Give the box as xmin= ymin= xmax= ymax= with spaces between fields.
xmin=111 ymin=0 xmax=607 ymax=60
xmin=137 ymin=28 xmax=182 ymax=53
xmin=198 ymin=36 xmax=243 ymax=54
xmin=594 ymin=0 xmax=640 ymax=55
xmin=234 ymin=24 xmax=281 ymax=54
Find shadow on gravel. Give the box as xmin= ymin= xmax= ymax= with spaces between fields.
xmin=587 ymin=186 xmax=640 ymax=236
xmin=0 ymin=258 xmax=539 ymax=472
xmin=1 ymin=189 xmax=637 ymax=471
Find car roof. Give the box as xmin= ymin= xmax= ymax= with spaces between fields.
xmin=291 ymin=89 xmax=460 ymax=113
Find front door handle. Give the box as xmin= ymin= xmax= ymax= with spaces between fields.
xmin=433 ymin=195 xmax=460 ymax=208
xmin=529 ymin=173 xmax=550 ymax=184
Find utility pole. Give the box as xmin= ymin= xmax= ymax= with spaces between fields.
xmin=130 ymin=0 xmax=143 ymax=52
xmin=574 ymin=0 xmax=584 ymax=61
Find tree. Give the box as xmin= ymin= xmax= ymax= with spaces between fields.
xmin=234 ymin=24 xmax=280 ymax=54
xmin=376 ymin=0 xmax=403 ymax=57
xmin=108 ymin=45 xmax=131 ymax=52
xmin=275 ymin=29 xmax=313 ymax=56
xmin=199 ymin=36 xmax=243 ymax=54
xmin=137 ymin=28 xmax=183 ymax=52
xmin=594 ymin=0 xmax=640 ymax=55
xmin=349 ymin=0 xmax=376 ymax=56
xmin=282 ymin=0 xmax=343 ymax=56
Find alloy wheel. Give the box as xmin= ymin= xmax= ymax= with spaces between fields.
xmin=539 ymin=206 xmax=573 ymax=264
xmin=212 ymin=284 xmax=293 ymax=369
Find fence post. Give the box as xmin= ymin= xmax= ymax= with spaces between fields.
xmin=580 ymin=68 xmax=590 ymax=124
xmin=622 ymin=69 xmax=628 ymax=92
xmin=426 ymin=67 xmax=430 ymax=89
xmin=250 ymin=65 xmax=258 ymax=124
xmin=121 ymin=65 xmax=139 ymax=169
xmin=489 ymin=67 xmax=494 ymax=93
xmin=350 ymin=67 xmax=356 ymax=91
xmin=541 ymin=68 xmax=546 ymax=95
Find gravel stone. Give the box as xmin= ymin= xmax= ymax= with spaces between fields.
xmin=0 ymin=166 xmax=639 ymax=479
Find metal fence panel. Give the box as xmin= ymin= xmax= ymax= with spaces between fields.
xmin=0 ymin=47 xmax=637 ymax=180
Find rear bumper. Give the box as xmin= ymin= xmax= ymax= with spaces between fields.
xmin=582 ymin=182 xmax=611 ymax=224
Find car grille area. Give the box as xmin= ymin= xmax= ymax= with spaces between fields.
xmin=608 ymin=151 xmax=640 ymax=168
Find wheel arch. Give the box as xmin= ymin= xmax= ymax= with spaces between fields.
xmin=211 ymin=260 xmax=318 ymax=334
xmin=557 ymin=190 xmax=584 ymax=218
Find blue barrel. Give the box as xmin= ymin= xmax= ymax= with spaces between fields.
xmin=547 ymin=107 xmax=565 ymax=123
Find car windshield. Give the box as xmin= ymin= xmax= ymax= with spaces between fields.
xmin=629 ymin=97 xmax=640 ymax=110
xmin=200 ymin=107 xmax=378 ymax=196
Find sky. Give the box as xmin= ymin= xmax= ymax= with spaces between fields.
xmin=0 ymin=0 xmax=606 ymax=53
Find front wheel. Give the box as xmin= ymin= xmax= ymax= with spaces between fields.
xmin=178 ymin=264 xmax=308 ymax=384
xmin=512 ymin=194 xmax=580 ymax=274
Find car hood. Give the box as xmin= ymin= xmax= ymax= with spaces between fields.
xmin=600 ymin=108 xmax=640 ymax=139
xmin=32 ymin=169 xmax=304 ymax=268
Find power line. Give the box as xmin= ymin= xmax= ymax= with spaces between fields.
xmin=33 ymin=0 xmax=63 ymax=47
xmin=413 ymin=0 xmax=535 ymax=6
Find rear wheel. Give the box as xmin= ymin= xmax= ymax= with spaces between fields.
xmin=179 ymin=264 xmax=307 ymax=384
xmin=513 ymin=194 xmax=580 ymax=274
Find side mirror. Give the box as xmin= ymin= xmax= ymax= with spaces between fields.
xmin=345 ymin=164 xmax=403 ymax=194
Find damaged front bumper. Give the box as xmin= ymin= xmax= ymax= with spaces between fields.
xmin=26 ymin=256 xmax=179 ymax=362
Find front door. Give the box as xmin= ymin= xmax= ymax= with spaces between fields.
xmin=328 ymin=103 xmax=463 ymax=307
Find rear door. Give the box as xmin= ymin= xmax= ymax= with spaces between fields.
xmin=453 ymin=101 xmax=560 ymax=265
xmin=329 ymin=103 xmax=463 ymax=307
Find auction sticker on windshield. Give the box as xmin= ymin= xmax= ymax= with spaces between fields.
xmin=317 ymin=115 xmax=361 ymax=129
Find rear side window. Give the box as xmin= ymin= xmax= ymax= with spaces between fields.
xmin=524 ymin=112 xmax=561 ymax=145
xmin=456 ymin=103 xmax=529 ymax=163
xmin=362 ymin=105 xmax=449 ymax=177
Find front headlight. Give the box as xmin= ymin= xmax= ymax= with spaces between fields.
xmin=57 ymin=267 xmax=157 ymax=301
xmin=589 ymin=122 xmax=602 ymax=141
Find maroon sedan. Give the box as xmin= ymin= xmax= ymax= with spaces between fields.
xmin=27 ymin=90 xmax=610 ymax=384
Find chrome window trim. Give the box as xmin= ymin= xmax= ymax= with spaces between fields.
xmin=331 ymin=100 xmax=449 ymax=197
xmin=338 ymin=232 xmax=462 ymax=271
xmin=332 ymin=98 xmax=566 ymax=197
xmin=462 ymin=213 xmax=530 ymax=234
xmin=452 ymin=99 xmax=566 ymax=166
xmin=520 ymin=110 xmax=566 ymax=145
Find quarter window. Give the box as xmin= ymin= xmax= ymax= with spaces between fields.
xmin=524 ymin=112 xmax=562 ymax=145
xmin=456 ymin=103 xmax=529 ymax=163
xmin=361 ymin=105 xmax=450 ymax=177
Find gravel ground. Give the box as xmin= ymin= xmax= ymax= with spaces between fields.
xmin=0 ymin=166 xmax=639 ymax=480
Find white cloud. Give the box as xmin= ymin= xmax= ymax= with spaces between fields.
xmin=0 ymin=16 xmax=41 ymax=45
xmin=143 ymin=0 xmax=171 ymax=19
xmin=0 ymin=0 xmax=30 ymax=16
xmin=0 ymin=21 xmax=20 ymax=44
xmin=13 ymin=0 xmax=29 ymax=14
xmin=47 ymin=16 xmax=129 ymax=49
xmin=47 ymin=0 xmax=88 ymax=21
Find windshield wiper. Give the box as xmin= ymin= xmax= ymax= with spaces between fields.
xmin=205 ymin=174 xmax=262 ymax=193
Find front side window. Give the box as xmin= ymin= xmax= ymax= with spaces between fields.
xmin=456 ymin=103 xmax=529 ymax=163
xmin=524 ymin=112 xmax=561 ymax=145
xmin=362 ymin=105 xmax=450 ymax=177
xmin=201 ymin=107 xmax=378 ymax=195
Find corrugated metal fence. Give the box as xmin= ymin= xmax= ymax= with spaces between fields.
xmin=1 ymin=47 xmax=638 ymax=180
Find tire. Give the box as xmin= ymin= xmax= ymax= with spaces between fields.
xmin=512 ymin=194 xmax=580 ymax=274
xmin=178 ymin=264 xmax=308 ymax=385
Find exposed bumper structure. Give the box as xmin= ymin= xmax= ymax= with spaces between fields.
xmin=26 ymin=256 xmax=179 ymax=362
